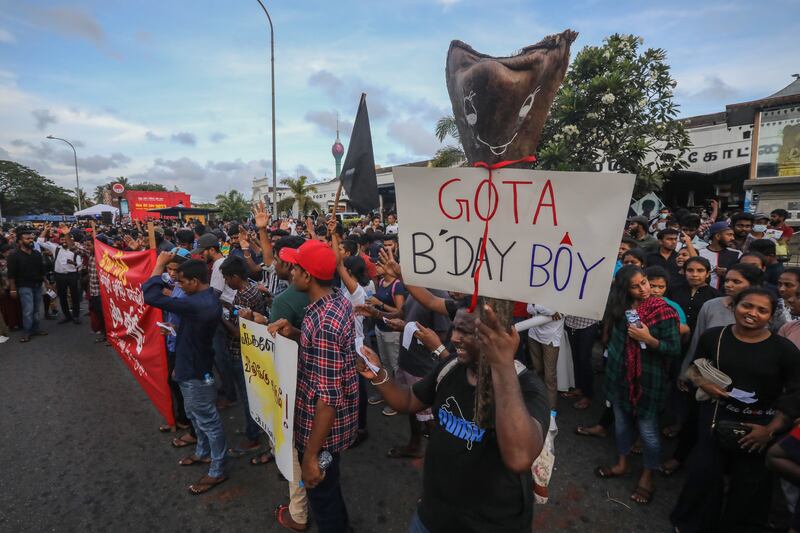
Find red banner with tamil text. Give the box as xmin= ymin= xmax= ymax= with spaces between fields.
xmin=94 ymin=240 xmax=174 ymax=425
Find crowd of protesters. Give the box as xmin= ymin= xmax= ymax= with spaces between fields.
xmin=2 ymin=199 xmax=800 ymax=533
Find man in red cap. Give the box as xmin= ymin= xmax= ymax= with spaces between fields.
xmin=268 ymin=239 xmax=359 ymax=533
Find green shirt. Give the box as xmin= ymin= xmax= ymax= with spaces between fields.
xmin=634 ymin=234 xmax=659 ymax=253
xmin=604 ymin=315 xmax=681 ymax=418
xmin=269 ymin=284 xmax=309 ymax=329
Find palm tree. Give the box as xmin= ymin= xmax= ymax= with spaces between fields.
xmin=74 ymin=187 xmax=93 ymax=208
xmin=280 ymin=176 xmax=320 ymax=216
xmin=93 ymin=185 xmax=107 ymax=204
xmin=432 ymin=115 xmax=466 ymax=167
xmin=215 ymin=190 xmax=250 ymax=220
xmin=114 ymin=176 xmax=130 ymax=188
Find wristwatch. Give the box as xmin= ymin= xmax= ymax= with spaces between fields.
xmin=431 ymin=345 xmax=446 ymax=358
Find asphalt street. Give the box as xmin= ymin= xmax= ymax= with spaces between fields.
xmin=0 ymin=308 xmax=685 ymax=533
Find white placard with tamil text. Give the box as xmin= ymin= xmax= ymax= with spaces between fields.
xmin=239 ymin=318 xmax=298 ymax=482
xmin=394 ymin=167 xmax=635 ymax=319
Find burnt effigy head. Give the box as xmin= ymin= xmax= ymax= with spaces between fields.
xmin=445 ymin=30 xmax=577 ymax=163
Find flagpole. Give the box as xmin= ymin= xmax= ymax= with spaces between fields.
xmin=331 ymin=181 xmax=343 ymax=218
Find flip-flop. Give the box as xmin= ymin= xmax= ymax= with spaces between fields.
xmin=172 ymin=434 xmax=197 ymax=448
xmin=387 ymin=446 xmax=424 ymax=459
xmin=630 ymin=485 xmax=655 ymax=505
xmin=250 ymin=452 xmax=275 ymax=466
xmin=159 ymin=424 xmax=175 ymax=433
xmin=19 ymin=336 xmax=31 ymax=343
xmin=659 ymin=461 xmax=681 ymax=477
xmin=274 ymin=504 xmax=308 ymax=532
xmin=188 ymin=474 xmax=228 ymax=495
xmin=560 ymin=390 xmax=582 ymax=399
xmin=575 ymin=426 xmax=607 ymax=438
xmin=573 ymin=398 xmax=591 ymax=410
xmin=228 ymin=444 xmax=262 ymax=457
xmin=594 ymin=466 xmax=627 ymax=479
xmin=179 ymin=455 xmax=212 ymax=466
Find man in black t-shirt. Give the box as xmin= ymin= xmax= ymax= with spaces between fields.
xmin=357 ymin=306 xmax=548 ymax=533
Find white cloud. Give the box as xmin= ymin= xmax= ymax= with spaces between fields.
xmin=386 ymin=118 xmax=441 ymax=156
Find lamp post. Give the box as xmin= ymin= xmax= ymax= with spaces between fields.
xmin=46 ymin=135 xmax=82 ymax=211
xmin=255 ymin=0 xmax=278 ymax=216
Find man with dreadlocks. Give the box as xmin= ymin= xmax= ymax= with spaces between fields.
xmin=357 ymin=305 xmax=548 ymax=533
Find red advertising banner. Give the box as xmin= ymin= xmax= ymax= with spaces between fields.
xmin=94 ymin=240 xmax=174 ymax=425
xmin=124 ymin=191 xmax=191 ymax=221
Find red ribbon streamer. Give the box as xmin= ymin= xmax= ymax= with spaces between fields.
xmin=468 ymin=155 xmax=537 ymax=312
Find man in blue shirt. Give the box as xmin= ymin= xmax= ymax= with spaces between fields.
xmin=143 ymin=252 xmax=227 ymax=495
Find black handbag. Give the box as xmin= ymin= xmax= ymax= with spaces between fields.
xmin=709 ymin=327 xmax=753 ymax=453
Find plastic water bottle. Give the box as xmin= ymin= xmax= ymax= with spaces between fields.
xmin=299 ymin=450 xmax=333 ymax=488
xmin=318 ymin=450 xmax=333 ymax=471
xmin=202 ymin=373 xmax=214 ymax=386
xmin=547 ymin=409 xmax=558 ymax=447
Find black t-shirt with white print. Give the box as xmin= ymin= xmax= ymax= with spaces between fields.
xmin=412 ymin=358 xmax=549 ymax=533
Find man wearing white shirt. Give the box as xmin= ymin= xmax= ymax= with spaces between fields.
xmin=38 ymin=228 xmax=83 ymax=324
xmin=526 ymin=304 xmax=564 ymax=410
xmin=384 ymin=213 xmax=399 ymax=235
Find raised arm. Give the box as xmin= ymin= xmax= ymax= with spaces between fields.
xmin=355 ymin=345 xmax=429 ymax=413
xmin=477 ymin=305 xmax=543 ymax=473
xmin=254 ymin=201 xmax=274 ymax=267
xmin=379 ymin=247 xmax=449 ymax=317
xmin=328 ymin=219 xmax=359 ymax=294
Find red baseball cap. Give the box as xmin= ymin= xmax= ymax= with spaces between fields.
xmin=279 ymin=239 xmax=337 ymax=281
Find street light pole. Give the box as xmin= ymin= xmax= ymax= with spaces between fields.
xmin=46 ymin=135 xmax=82 ymax=211
xmin=255 ymin=0 xmax=277 ymax=215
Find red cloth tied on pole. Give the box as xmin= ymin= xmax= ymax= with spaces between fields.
xmin=468 ymin=155 xmax=537 ymax=312
xmin=94 ymin=240 xmax=174 ymax=425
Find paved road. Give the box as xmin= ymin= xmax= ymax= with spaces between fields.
xmin=0 ymin=310 xmax=684 ymax=532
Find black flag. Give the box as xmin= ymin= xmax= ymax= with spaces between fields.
xmin=339 ymin=93 xmax=378 ymax=215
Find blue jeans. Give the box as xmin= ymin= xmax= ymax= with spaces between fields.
xmin=408 ymin=510 xmax=431 ymax=533
xmin=230 ymin=355 xmax=263 ymax=443
xmin=213 ymin=325 xmax=238 ymax=402
xmin=298 ymin=451 xmax=348 ymax=533
xmin=179 ymin=378 xmax=227 ymax=478
xmin=18 ymin=285 xmax=43 ymax=336
xmin=612 ymin=402 xmax=660 ymax=470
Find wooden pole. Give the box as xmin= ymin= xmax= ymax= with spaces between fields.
xmin=90 ymin=220 xmax=97 ymax=236
xmin=147 ymin=221 xmax=157 ymax=251
xmin=331 ymin=181 xmax=344 ymax=218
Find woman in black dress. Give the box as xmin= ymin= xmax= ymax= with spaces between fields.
xmin=670 ymin=287 xmax=800 ymax=532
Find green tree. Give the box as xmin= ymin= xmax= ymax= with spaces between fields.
xmin=73 ymin=187 xmax=93 ymax=208
xmin=537 ymin=33 xmax=691 ymax=195
xmin=93 ymin=185 xmax=107 ymax=204
xmin=0 ymin=160 xmax=75 ymax=215
xmin=215 ymin=190 xmax=250 ymax=220
xmin=129 ymin=181 xmax=168 ymax=191
xmin=432 ymin=116 xmax=466 ymax=167
xmin=278 ymin=176 xmax=320 ymax=215
xmin=113 ymin=176 xmax=130 ymax=188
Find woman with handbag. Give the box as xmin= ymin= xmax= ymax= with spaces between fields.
xmin=594 ymin=265 xmax=681 ymax=505
xmin=670 ymin=287 xmax=800 ymax=532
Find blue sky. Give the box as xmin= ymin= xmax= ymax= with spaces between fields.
xmin=0 ymin=0 xmax=797 ymax=202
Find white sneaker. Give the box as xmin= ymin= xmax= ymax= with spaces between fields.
xmin=0 ymin=336 xmax=9 ymax=344
xmin=381 ymin=406 xmax=397 ymax=416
